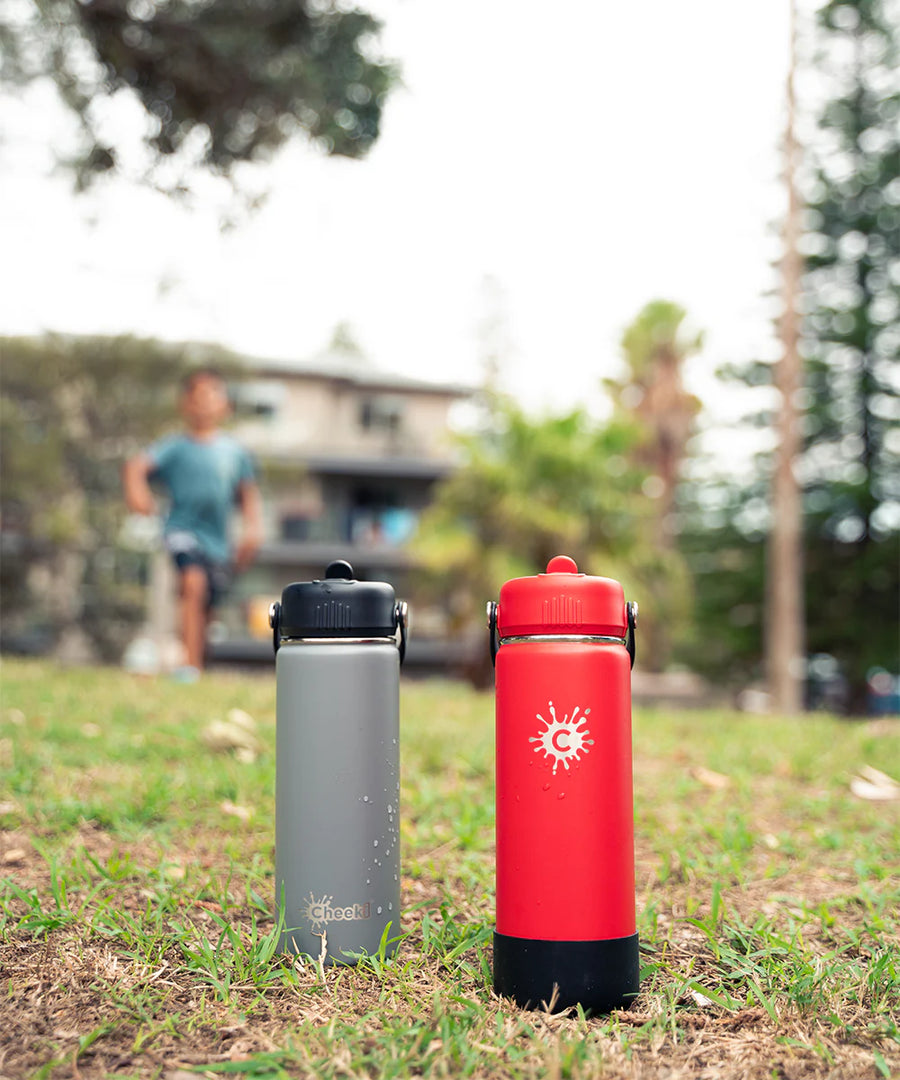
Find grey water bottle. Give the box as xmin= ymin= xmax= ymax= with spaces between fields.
xmin=269 ymin=559 xmax=407 ymax=965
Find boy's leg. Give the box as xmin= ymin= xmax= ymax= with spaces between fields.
xmin=179 ymin=563 xmax=209 ymax=670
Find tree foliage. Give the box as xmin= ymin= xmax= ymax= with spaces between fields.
xmin=800 ymin=0 xmax=899 ymax=707
xmin=696 ymin=0 xmax=900 ymax=708
xmin=803 ymin=0 xmax=900 ymax=540
xmin=0 ymin=0 xmax=397 ymax=188
xmin=604 ymin=300 xmax=703 ymax=668
xmin=674 ymin=476 xmax=768 ymax=689
xmin=606 ymin=299 xmax=703 ymax=520
xmin=412 ymin=397 xmax=692 ymax=684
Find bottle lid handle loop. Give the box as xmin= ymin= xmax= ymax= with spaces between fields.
xmin=626 ymin=602 xmax=638 ymax=669
xmin=489 ymin=599 xmax=637 ymax=667
xmin=487 ymin=601 xmax=499 ymax=668
xmin=270 ymin=601 xmax=282 ymax=655
xmin=395 ymin=602 xmax=408 ymax=665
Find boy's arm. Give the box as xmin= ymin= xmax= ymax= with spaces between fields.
xmin=234 ymin=478 xmax=263 ymax=571
xmin=122 ymin=453 xmax=158 ymax=516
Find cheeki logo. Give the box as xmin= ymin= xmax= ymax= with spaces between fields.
xmin=303 ymin=893 xmax=371 ymax=931
xmin=529 ymin=701 xmax=594 ymax=775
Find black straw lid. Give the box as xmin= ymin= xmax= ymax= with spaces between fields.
xmin=275 ymin=560 xmax=400 ymax=640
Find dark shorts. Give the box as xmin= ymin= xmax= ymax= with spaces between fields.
xmin=164 ymin=533 xmax=232 ymax=610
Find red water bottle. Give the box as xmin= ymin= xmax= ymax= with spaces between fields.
xmin=487 ymin=554 xmax=639 ymax=1013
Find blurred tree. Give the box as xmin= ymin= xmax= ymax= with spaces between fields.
xmin=674 ymin=473 xmax=768 ymax=691
xmin=326 ymin=321 xmax=368 ymax=364
xmin=412 ymin=396 xmax=692 ymax=685
xmin=605 ymin=301 xmax=702 ymax=535
xmin=798 ymin=0 xmax=900 ymax=709
xmin=768 ymin=0 xmax=805 ymax=715
xmin=700 ymin=0 xmax=900 ymax=711
xmin=0 ymin=0 xmax=396 ymax=190
xmin=0 ymin=334 xmax=242 ymax=659
xmin=603 ymin=300 xmax=702 ymax=669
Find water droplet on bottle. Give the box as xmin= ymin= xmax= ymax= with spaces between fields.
xmin=377 ymin=906 xmax=383 ymax=914
xmin=388 ymin=903 xmax=393 ymax=911
xmin=363 ymin=796 xmax=369 ymax=802
xmin=366 ymin=879 xmax=371 ymax=884
xmin=542 ymin=782 xmax=551 ymax=791
xmin=373 ymin=840 xmax=378 ymax=846
xmin=386 ymin=804 xmax=392 ymax=814
xmin=557 ymin=792 xmax=566 ymax=800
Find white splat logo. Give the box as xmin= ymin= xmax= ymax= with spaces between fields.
xmin=529 ymin=701 xmax=594 ymax=774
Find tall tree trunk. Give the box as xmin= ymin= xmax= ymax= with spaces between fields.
xmin=767 ymin=0 xmax=805 ymax=714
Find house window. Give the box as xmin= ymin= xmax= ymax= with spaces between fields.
xmin=281 ymin=515 xmax=311 ymax=541
xmin=359 ymin=395 xmax=405 ymax=433
xmin=232 ymin=380 xmax=286 ymax=421
xmin=349 ymin=485 xmax=418 ymax=546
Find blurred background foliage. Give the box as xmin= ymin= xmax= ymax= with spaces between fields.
xmin=707 ymin=0 xmax=900 ymax=709
xmin=413 ymin=396 xmax=692 ymax=686
xmin=0 ymin=0 xmax=898 ymax=711
xmin=0 ymin=0 xmax=397 ymax=191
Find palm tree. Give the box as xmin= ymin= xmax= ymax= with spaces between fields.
xmin=603 ymin=301 xmax=702 ymax=671
xmin=609 ymin=300 xmax=703 ymax=542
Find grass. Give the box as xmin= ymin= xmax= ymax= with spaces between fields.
xmin=0 ymin=657 xmax=898 ymax=1079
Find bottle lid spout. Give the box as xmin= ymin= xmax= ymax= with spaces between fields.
xmin=545 ymin=555 xmax=579 ymax=574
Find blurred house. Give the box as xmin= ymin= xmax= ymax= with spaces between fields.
xmin=201 ymin=350 xmax=476 ymax=668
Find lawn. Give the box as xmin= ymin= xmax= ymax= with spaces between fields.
xmin=1 ymin=658 xmax=898 ymax=1079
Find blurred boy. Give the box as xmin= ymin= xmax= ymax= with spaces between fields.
xmin=123 ymin=368 xmax=262 ymax=679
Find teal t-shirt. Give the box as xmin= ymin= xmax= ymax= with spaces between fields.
xmin=148 ymin=433 xmax=257 ymax=564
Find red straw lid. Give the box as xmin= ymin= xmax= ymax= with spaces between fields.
xmin=497 ymin=554 xmax=627 ymax=637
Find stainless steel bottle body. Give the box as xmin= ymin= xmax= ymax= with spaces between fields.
xmin=275 ymin=640 xmax=400 ymax=964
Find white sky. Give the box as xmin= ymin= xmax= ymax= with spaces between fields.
xmin=0 ymin=0 xmax=805 ymax=429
